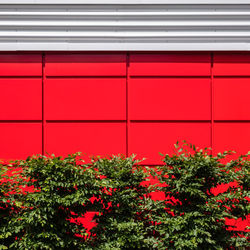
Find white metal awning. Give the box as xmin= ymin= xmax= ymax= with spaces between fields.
xmin=1 ymin=0 xmax=250 ymax=51
xmin=1 ymin=1 xmax=250 ymax=4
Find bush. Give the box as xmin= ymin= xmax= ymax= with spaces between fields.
xmin=153 ymin=142 xmax=249 ymax=249
xmin=2 ymin=154 xmax=100 ymax=249
xmin=0 ymin=143 xmax=249 ymax=249
xmin=86 ymin=156 xmax=158 ymax=249
xmin=1 ymin=154 xmax=156 ymax=250
xmin=0 ymin=164 xmax=22 ymax=250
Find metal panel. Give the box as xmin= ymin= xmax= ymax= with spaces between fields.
xmin=129 ymin=123 xmax=211 ymax=165
xmin=130 ymin=53 xmax=210 ymax=76
xmin=214 ymin=122 xmax=250 ymax=157
xmin=45 ymin=78 xmax=126 ymax=120
xmin=0 ymin=79 xmax=42 ymax=120
xmin=2 ymin=1 xmax=250 ymax=4
xmin=0 ymin=123 xmax=42 ymax=160
xmin=0 ymin=54 xmax=42 ymax=76
xmin=0 ymin=4 xmax=250 ymax=51
xmin=45 ymin=123 xmax=126 ymax=163
xmin=45 ymin=53 xmax=126 ymax=76
xmin=130 ymin=78 xmax=211 ymax=120
xmin=214 ymin=78 xmax=250 ymax=120
xmin=214 ymin=52 xmax=250 ymax=76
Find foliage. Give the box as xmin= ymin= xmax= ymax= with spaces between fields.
xmin=1 ymin=154 xmax=156 ymax=250
xmin=0 ymin=143 xmax=249 ymax=250
xmin=86 ymin=156 xmax=157 ymax=249
xmin=2 ymin=154 xmax=97 ymax=250
xmin=154 ymin=142 xmax=250 ymax=249
xmin=0 ymin=163 xmax=22 ymax=250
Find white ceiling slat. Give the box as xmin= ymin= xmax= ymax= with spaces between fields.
xmin=0 ymin=0 xmax=250 ymax=4
xmin=0 ymin=3 xmax=250 ymax=51
xmin=1 ymin=11 xmax=250 ymax=16
xmin=1 ymin=31 xmax=250 ymax=38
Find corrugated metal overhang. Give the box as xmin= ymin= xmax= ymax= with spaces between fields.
xmin=0 ymin=0 xmax=250 ymax=51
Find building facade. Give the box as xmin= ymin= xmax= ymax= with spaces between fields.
xmin=0 ymin=0 xmax=250 ymax=164
xmin=0 ymin=0 xmax=249 ymax=232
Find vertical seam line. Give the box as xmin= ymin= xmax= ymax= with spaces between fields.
xmin=211 ymin=52 xmax=214 ymax=155
xmin=42 ymin=53 xmax=45 ymax=155
xmin=126 ymin=52 xmax=130 ymax=157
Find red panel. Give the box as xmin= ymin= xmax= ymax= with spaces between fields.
xmin=129 ymin=122 xmax=211 ymax=165
xmin=130 ymin=78 xmax=211 ymax=120
xmin=45 ymin=78 xmax=126 ymax=120
xmin=214 ymin=123 xmax=250 ymax=156
xmin=0 ymin=54 xmax=42 ymax=76
xmin=214 ymin=53 xmax=250 ymax=76
xmin=130 ymin=53 xmax=211 ymax=76
xmin=0 ymin=79 xmax=42 ymax=120
xmin=45 ymin=53 xmax=126 ymax=76
xmin=0 ymin=123 xmax=42 ymax=160
xmin=45 ymin=123 xmax=126 ymax=162
xmin=214 ymin=78 xmax=250 ymax=120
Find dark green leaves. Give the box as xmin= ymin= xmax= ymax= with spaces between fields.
xmin=1 ymin=144 xmax=249 ymax=249
xmin=154 ymin=142 xmax=250 ymax=249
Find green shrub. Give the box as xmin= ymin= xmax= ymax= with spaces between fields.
xmin=1 ymin=154 xmax=156 ymax=250
xmin=0 ymin=143 xmax=249 ymax=250
xmin=0 ymin=164 xmax=22 ymax=250
xmin=2 ymin=154 xmax=100 ymax=249
xmin=86 ymin=156 xmax=158 ymax=249
xmin=154 ymin=142 xmax=249 ymax=249
xmin=0 ymin=164 xmax=11 ymax=250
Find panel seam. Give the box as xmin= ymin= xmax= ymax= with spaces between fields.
xmin=42 ymin=52 xmax=45 ymax=156
xmin=211 ymin=52 xmax=214 ymax=155
xmin=126 ymin=52 xmax=130 ymax=157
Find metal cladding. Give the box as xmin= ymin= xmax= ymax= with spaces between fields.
xmin=0 ymin=1 xmax=250 ymax=50
xmin=0 ymin=52 xmax=250 ymax=163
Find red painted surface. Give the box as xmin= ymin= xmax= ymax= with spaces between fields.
xmin=129 ymin=122 xmax=211 ymax=165
xmin=0 ymin=51 xmax=249 ymax=161
xmin=130 ymin=78 xmax=211 ymax=120
xmin=0 ymin=123 xmax=42 ymax=160
xmin=0 ymin=52 xmax=249 ymax=232
xmin=130 ymin=52 xmax=211 ymax=76
xmin=214 ymin=52 xmax=250 ymax=76
xmin=214 ymin=122 xmax=250 ymax=157
xmin=214 ymin=78 xmax=250 ymax=120
xmin=0 ymin=53 xmax=42 ymax=76
xmin=45 ymin=53 xmax=126 ymax=76
xmin=0 ymin=78 xmax=42 ymax=120
xmin=45 ymin=78 xmax=126 ymax=120
xmin=46 ymin=122 xmax=126 ymax=162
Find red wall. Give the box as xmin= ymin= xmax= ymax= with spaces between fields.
xmin=0 ymin=52 xmax=250 ymax=164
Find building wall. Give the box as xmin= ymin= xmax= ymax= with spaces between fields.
xmin=0 ymin=52 xmax=249 ymax=164
xmin=0 ymin=0 xmax=249 ymax=235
